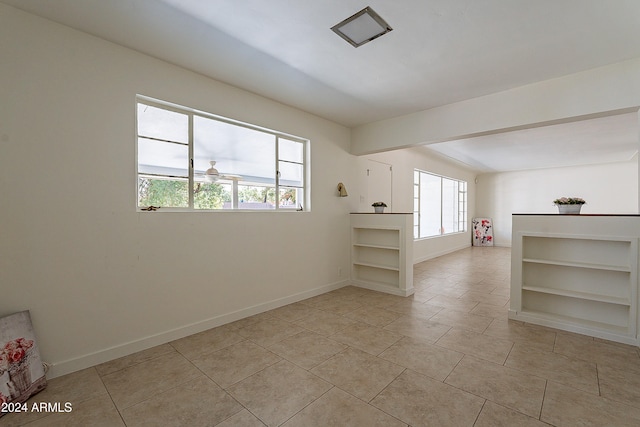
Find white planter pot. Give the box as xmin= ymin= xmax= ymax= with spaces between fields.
xmin=374 ymin=206 xmax=385 ymax=213
xmin=557 ymin=204 xmax=582 ymax=214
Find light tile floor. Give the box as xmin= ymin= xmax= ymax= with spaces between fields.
xmin=3 ymin=247 xmax=640 ymax=426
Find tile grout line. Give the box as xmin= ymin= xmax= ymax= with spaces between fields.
xmin=472 ymin=399 xmax=488 ymax=426
xmin=179 ymin=339 xmax=274 ymax=426
xmin=94 ymin=366 xmax=129 ymax=427
xmin=538 ymin=379 xmax=548 ymax=422
xmin=276 ymin=385 xmax=335 ymax=426
xmin=363 ymin=367 xmax=410 ymax=425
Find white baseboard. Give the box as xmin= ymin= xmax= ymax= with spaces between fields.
xmin=47 ymin=279 xmax=349 ymax=379
xmin=350 ymin=280 xmax=415 ymax=297
xmin=493 ymin=242 xmax=512 ymax=248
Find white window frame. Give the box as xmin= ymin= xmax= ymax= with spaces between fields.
xmin=136 ymin=96 xmax=310 ymax=212
xmin=413 ymin=169 xmax=467 ymax=239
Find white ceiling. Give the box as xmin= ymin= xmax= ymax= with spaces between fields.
xmin=426 ymin=112 xmax=640 ymax=172
xmin=3 ymin=0 xmax=640 ymax=171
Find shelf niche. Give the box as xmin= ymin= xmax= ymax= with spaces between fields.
xmin=350 ymin=213 xmax=414 ymax=297
xmin=510 ymin=215 xmax=640 ymax=346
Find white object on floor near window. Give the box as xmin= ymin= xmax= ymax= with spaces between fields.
xmin=136 ymin=96 xmax=309 ymax=211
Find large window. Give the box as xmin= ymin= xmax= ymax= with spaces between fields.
xmin=413 ymin=170 xmax=467 ymax=238
xmin=136 ymin=97 xmax=308 ymax=211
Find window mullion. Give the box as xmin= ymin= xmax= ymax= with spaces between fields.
xmin=138 ymin=136 xmax=188 ymax=146
xmin=440 ymin=177 xmax=443 ymax=235
xmin=188 ymin=113 xmax=194 ymax=209
xmin=418 ymin=173 xmax=421 ymax=238
xmin=232 ymin=181 xmax=239 ymax=209
xmin=275 ymin=136 xmax=280 ymax=210
xmin=417 ymin=172 xmax=421 ymax=238
xmin=303 ymin=141 xmax=307 ymax=210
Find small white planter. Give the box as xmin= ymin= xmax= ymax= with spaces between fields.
xmin=374 ymin=206 xmax=385 ymax=213
xmin=557 ymin=204 xmax=582 ymax=214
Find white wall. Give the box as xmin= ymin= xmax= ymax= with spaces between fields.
xmin=0 ymin=4 xmax=354 ymax=377
xmin=356 ymin=148 xmax=477 ymax=262
xmin=476 ymin=160 xmax=639 ymax=246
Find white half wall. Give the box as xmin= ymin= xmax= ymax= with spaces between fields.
xmin=0 ymin=4 xmax=354 ymax=378
xmin=476 ymin=160 xmax=639 ymax=246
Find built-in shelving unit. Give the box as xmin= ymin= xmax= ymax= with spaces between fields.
xmin=350 ymin=213 xmax=414 ymax=297
xmin=510 ymin=215 xmax=640 ymax=345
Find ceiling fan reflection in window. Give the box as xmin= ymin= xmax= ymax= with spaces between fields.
xmin=202 ymin=161 xmax=242 ymax=183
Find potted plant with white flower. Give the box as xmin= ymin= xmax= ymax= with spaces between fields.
xmin=372 ymin=201 xmax=387 ymax=213
xmin=553 ymin=197 xmax=585 ymax=214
